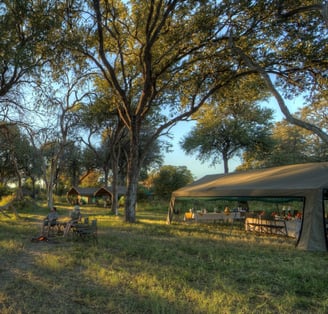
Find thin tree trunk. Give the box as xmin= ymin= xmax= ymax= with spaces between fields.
xmin=47 ymin=158 xmax=57 ymax=209
xmin=111 ymin=153 xmax=119 ymax=215
xmin=110 ymin=123 xmax=124 ymax=215
xmin=31 ymin=177 xmax=36 ymax=199
xmin=12 ymin=156 xmax=23 ymax=200
xmin=103 ymin=166 xmax=110 ymax=187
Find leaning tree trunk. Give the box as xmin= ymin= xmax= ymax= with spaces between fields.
xmin=233 ymin=43 xmax=328 ymax=144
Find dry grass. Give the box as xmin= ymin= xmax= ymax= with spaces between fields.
xmin=0 ymin=201 xmax=327 ymax=313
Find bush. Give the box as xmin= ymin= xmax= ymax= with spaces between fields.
xmin=0 ymin=185 xmax=14 ymax=198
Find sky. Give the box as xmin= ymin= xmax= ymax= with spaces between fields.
xmin=163 ymin=120 xmax=241 ymax=180
xmin=163 ymin=96 xmax=303 ymax=180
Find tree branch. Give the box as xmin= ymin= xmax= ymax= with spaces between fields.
xmin=230 ymin=39 xmax=328 ymax=143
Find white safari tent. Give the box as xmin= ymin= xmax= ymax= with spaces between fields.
xmin=167 ymin=162 xmax=328 ymax=251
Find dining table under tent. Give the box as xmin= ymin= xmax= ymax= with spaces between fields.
xmin=167 ymin=162 xmax=328 ymax=252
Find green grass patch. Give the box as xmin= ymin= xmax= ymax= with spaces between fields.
xmin=0 ymin=201 xmax=327 ymax=313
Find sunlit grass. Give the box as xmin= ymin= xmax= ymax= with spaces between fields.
xmin=0 ymin=201 xmax=328 ymax=313
xmin=0 ymin=195 xmax=15 ymax=206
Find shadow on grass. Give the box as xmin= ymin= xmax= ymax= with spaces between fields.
xmin=0 ymin=205 xmax=327 ymax=313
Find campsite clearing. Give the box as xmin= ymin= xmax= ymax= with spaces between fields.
xmin=1 ymin=202 xmax=328 ymax=313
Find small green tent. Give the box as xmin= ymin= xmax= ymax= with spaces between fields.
xmin=167 ymin=162 xmax=328 ymax=251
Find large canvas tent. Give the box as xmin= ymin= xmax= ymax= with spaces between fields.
xmin=167 ymin=162 xmax=328 ymax=251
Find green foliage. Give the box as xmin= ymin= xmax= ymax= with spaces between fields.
xmin=59 ymin=142 xmax=84 ymax=187
xmin=118 ymin=195 xmax=125 ymax=207
xmin=181 ymin=85 xmax=274 ymax=173
xmin=239 ymin=108 xmax=328 ymax=170
xmin=12 ymin=197 xmax=39 ymax=211
xmin=0 ymin=184 xmax=13 ymax=198
xmin=152 ymin=165 xmax=193 ymax=199
xmin=0 ymin=1 xmax=66 ymax=97
xmin=137 ymin=184 xmax=153 ymax=201
xmin=0 ymin=124 xmax=42 ymax=186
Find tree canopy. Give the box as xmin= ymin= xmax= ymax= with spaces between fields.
xmin=152 ymin=165 xmax=193 ymax=199
xmin=0 ymin=0 xmax=327 ymax=220
xmin=238 ymin=105 xmax=328 ymax=170
xmin=181 ymin=78 xmax=274 ymax=173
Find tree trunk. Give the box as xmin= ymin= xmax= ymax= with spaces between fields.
xmin=110 ymin=123 xmax=124 ymax=215
xmin=12 ymin=156 xmax=23 ymax=200
xmin=48 ymin=186 xmax=54 ymax=209
xmin=111 ymin=153 xmax=120 ymax=215
xmin=125 ymin=124 xmax=140 ymax=223
xmin=47 ymin=176 xmax=54 ymax=209
xmin=46 ymin=158 xmax=57 ymax=209
xmin=31 ymin=177 xmax=36 ymax=199
xmin=104 ymin=166 xmax=110 ymax=187
xmin=223 ymin=159 xmax=229 ymax=174
xmin=222 ymin=153 xmax=229 ymax=174
xmin=125 ymin=166 xmax=139 ymax=222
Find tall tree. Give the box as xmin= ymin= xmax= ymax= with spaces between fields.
xmin=33 ymin=70 xmax=93 ymax=209
xmin=63 ymin=0 xmax=328 ymax=223
xmin=79 ymin=92 xmax=127 ymax=214
xmin=0 ymin=1 xmax=80 ymax=200
xmin=73 ymin=0 xmax=241 ymax=222
xmin=181 ymin=79 xmax=274 ymax=173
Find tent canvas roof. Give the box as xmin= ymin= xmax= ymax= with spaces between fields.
xmin=172 ymin=162 xmax=328 ymax=199
xmin=67 ymin=187 xmax=98 ymax=196
xmin=67 ymin=186 xmax=127 ymax=197
xmin=94 ymin=186 xmax=127 ymax=197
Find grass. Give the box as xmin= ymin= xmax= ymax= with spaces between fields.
xmin=0 ymin=200 xmax=328 ymax=313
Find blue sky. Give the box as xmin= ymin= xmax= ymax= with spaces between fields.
xmin=163 ymin=96 xmax=302 ymax=180
xmin=163 ymin=120 xmax=240 ymax=180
